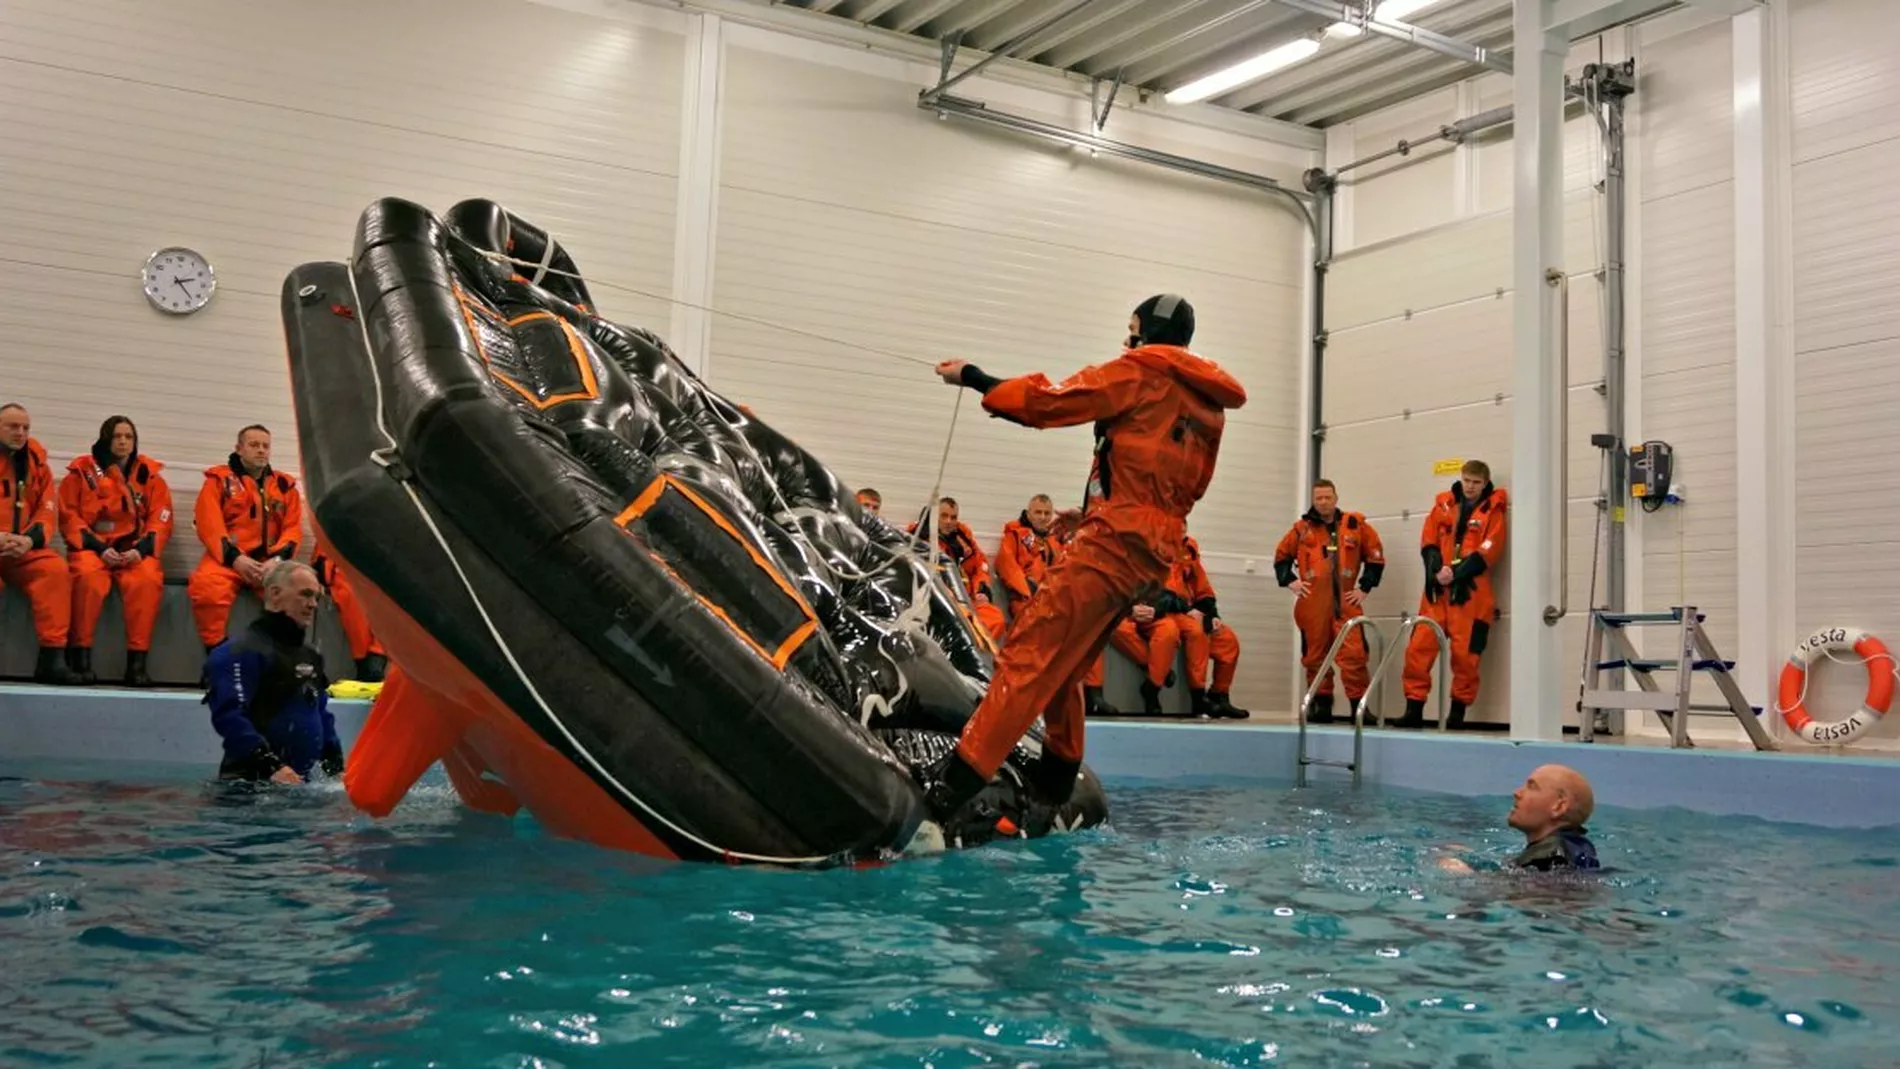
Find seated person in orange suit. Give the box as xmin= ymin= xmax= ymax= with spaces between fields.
xmin=58 ymin=415 xmax=172 ymax=687
xmin=1108 ymin=601 xmax=1182 ymax=716
xmin=1007 ymin=495 xmax=1119 ymax=716
xmin=906 ymin=496 xmax=1006 ymax=640
xmin=312 ymin=534 xmax=388 ymax=683
xmin=1169 ymin=534 xmax=1249 ymax=720
xmin=0 ymin=403 xmax=76 ymax=685
xmin=187 ymin=425 xmax=303 ymax=657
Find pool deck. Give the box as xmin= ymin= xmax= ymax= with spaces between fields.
xmin=6 ymin=684 xmax=1900 ymax=830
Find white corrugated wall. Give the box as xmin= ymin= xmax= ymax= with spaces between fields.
xmin=709 ymin=30 xmax=1312 ymax=714
xmin=1317 ymin=49 xmax=1610 ymax=728
xmin=0 ymin=0 xmax=687 ymax=583
xmin=1789 ymin=0 xmax=1900 ymax=743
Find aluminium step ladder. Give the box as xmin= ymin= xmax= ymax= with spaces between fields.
xmin=1579 ymin=606 xmax=1777 ymax=751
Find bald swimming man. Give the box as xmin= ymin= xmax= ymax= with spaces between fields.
xmin=1441 ymin=764 xmax=1600 ymax=873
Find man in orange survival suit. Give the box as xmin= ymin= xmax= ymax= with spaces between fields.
xmin=312 ymin=534 xmax=388 ymax=683
xmin=1002 ymin=494 xmax=1121 ymax=717
xmin=1397 ymin=459 xmax=1507 ymax=730
xmin=1170 ymin=533 xmax=1250 ymax=720
xmin=188 ymin=425 xmax=303 ymax=657
xmin=907 ymin=496 xmax=1007 ymax=641
xmin=0 ymin=404 xmax=76 ymax=685
xmin=920 ymin=294 xmax=1245 ymax=824
xmin=1274 ymin=479 xmax=1384 ymax=724
xmin=59 ymin=415 xmax=172 ymax=688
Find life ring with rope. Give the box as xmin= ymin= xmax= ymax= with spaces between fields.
xmin=1777 ymin=627 xmax=1895 ymax=745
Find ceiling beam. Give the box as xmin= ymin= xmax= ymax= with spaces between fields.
xmin=1268 ymin=0 xmax=1512 ymax=74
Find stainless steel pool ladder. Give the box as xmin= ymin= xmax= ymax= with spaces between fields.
xmin=1361 ymin=612 xmax=1453 ymax=731
xmin=1579 ymin=605 xmax=1778 ymax=751
xmin=1295 ymin=617 xmax=1383 ymax=788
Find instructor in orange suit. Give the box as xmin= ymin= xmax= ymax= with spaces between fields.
xmin=0 ymin=404 xmax=76 ymax=685
xmin=919 ymin=294 xmax=1246 ymax=823
xmin=1398 ymin=460 xmax=1507 ymax=730
xmin=1274 ymin=479 xmax=1384 ymax=724
xmin=188 ymin=425 xmax=304 ymax=655
xmin=59 ymin=416 xmax=172 ymax=687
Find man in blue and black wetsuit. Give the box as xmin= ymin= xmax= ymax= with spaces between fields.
xmin=204 ymin=560 xmax=344 ymax=785
xmin=1506 ymin=764 xmax=1599 ymax=871
xmin=1439 ymin=763 xmax=1600 ymax=874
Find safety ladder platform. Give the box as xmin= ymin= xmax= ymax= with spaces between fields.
xmin=1580 ymin=605 xmax=1777 ymax=750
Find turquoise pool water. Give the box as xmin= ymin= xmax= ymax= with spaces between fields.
xmin=3 ymin=758 xmax=1898 ymax=1067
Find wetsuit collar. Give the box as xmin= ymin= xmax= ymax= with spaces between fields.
xmin=92 ymin=441 xmax=138 ymax=475
xmin=230 ymin=452 xmax=271 ymax=481
xmin=1303 ymin=507 xmax=1338 ymax=527
xmin=252 ymin=610 xmax=307 ymax=647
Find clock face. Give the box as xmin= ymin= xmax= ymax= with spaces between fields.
xmin=142 ymin=247 xmax=216 ymax=314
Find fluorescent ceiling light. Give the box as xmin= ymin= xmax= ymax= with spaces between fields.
xmin=1372 ymin=0 xmax=1444 ymax=21
xmin=1325 ymin=21 xmax=1363 ymax=37
xmin=1164 ymin=38 xmax=1323 ymax=104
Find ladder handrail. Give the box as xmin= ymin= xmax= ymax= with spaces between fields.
xmin=1295 ymin=616 xmax=1384 ymax=788
xmin=1359 ymin=613 xmax=1453 ymax=731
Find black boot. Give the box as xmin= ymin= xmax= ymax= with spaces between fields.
xmin=1397 ymin=698 xmax=1425 ymax=729
xmin=123 ymin=651 xmax=153 ymax=688
xmin=65 ymin=647 xmax=95 ymax=686
xmin=1190 ymin=688 xmax=1214 ymax=719
xmin=1209 ymin=690 xmax=1251 ymax=720
xmin=1447 ymin=700 xmax=1468 ymax=730
xmin=1307 ymin=692 xmax=1334 ymax=724
xmin=1084 ymin=685 xmax=1121 ymax=717
xmin=1026 ymin=752 xmax=1080 ymax=804
xmin=916 ymin=750 xmax=990 ymax=824
xmin=355 ymin=653 xmax=388 ymax=683
xmin=1139 ymin=680 xmax=1163 ymax=716
xmin=34 ymin=647 xmax=76 ymax=686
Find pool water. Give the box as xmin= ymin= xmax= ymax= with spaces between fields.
xmin=3 ymin=760 xmax=1899 ymax=1067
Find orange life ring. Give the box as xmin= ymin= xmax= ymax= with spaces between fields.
xmin=1777 ymin=627 xmax=1895 ymax=745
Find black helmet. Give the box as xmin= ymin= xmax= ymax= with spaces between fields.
xmin=1132 ymin=294 xmax=1195 ymax=347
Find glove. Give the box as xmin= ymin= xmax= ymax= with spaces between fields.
xmin=1153 ymin=591 xmax=1191 ymax=616
xmin=1193 ymin=597 xmax=1220 ymax=634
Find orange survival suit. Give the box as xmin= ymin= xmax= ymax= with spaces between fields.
xmin=1108 ymin=534 xmax=1246 ymax=718
xmin=1274 ymin=507 xmax=1385 ymax=722
xmin=906 ymin=515 xmax=1007 ymax=642
xmin=312 ymin=534 xmax=387 ymax=681
xmin=922 ymin=300 xmax=1246 ymax=823
xmin=187 ymin=454 xmax=303 ymax=648
xmin=1007 ymin=513 xmax=1121 ymax=716
xmin=0 ymin=438 xmax=74 ymax=669
xmin=59 ymin=446 xmax=172 ymax=683
xmin=1400 ymin=481 xmax=1508 ymax=728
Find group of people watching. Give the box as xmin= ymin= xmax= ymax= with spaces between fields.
xmin=0 ymin=406 xmax=386 ymax=688
xmin=857 ymin=456 xmax=1508 ymax=731
xmin=856 ymin=487 xmax=1250 ymax=721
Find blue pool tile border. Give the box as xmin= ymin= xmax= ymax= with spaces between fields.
xmin=4 ymin=687 xmax=1898 ymax=831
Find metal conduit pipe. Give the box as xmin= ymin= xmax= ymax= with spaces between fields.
xmin=919 ymin=95 xmax=1317 ymax=222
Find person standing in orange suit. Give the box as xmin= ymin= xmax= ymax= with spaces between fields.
xmin=311 ymin=535 xmax=388 ymax=683
xmin=0 ymin=404 xmax=76 ymax=685
xmin=1398 ymin=460 xmax=1507 ymax=730
xmin=188 ymin=425 xmax=303 ymax=656
xmin=1274 ymin=479 xmax=1384 ymax=724
xmin=907 ymin=496 xmax=1007 ymax=642
xmin=918 ymin=294 xmax=1246 ymax=825
xmin=1169 ymin=534 xmax=1249 ymax=720
xmin=59 ymin=416 xmax=172 ymax=687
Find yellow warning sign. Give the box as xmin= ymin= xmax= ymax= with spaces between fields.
xmin=1432 ymin=458 xmax=1466 ymax=476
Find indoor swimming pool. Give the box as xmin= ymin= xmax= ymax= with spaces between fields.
xmin=3 ymin=757 xmax=1896 ymax=1067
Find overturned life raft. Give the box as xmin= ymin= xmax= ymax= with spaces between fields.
xmin=279 ymin=198 xmax=1107 ymax=866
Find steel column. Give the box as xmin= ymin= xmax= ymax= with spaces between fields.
xmin=1510 ymin=0 xmax=1568 ymax=741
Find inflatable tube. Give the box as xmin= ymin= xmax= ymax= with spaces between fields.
xmin=1777 ymin=626 xmax=1895 ymax=746
xmin=280 ymin=198 xmax=1107 ymax=866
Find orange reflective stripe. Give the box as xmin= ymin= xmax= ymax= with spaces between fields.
xmin=613 ymin=474 xmax=818 ymax=670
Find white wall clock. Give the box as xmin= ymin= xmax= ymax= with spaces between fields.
xmin=142 ymin=247 xmax=216 ymax=315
